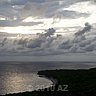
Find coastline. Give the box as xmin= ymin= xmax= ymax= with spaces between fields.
xmin=38 ymin=74 xmax=58 ymax=86
xmin=1 ymin=68 xmax=96 ymax=96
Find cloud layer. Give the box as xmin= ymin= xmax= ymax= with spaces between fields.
xmin=0 ymin=0 xmax=96 ymax=56
xmin=0 ymin=23 xmax=96 ymax=56
xmin=0 ymin=0 xmax=94 ymax=28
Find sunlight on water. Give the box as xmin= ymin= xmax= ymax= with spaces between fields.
xmin=0 ymin=62 xmax=96 ymax=95
xmin=0 ymin=64 xmax=52 ymax=95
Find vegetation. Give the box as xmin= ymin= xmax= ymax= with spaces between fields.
xmin=1 ymin=68 xmax=96 ymax=96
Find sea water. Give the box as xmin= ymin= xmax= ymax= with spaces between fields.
xmin=0 ymin=62 xmax=96 ymax=95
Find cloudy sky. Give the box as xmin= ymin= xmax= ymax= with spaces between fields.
xmin=0 ymin=0 xmax=96 ymax=61
xmin=0 ymin=0 xmax=96 ymax=34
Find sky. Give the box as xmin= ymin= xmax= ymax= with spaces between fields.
xmin=0 ymin=0 xmax=96 ymax=34
xmin=0 ymin=0 xmax=96 ymax=61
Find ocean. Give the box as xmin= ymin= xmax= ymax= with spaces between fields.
xmin=0 ymin=62 xmax=96 ymax=95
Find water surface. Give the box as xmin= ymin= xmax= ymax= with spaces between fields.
xmin=0 ymin=62 xmax=96 ymax=95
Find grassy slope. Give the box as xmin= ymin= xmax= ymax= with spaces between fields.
xmin=2 ymin=68 xmax=96 ymax=96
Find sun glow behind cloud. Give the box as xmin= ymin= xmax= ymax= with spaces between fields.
xmin=1 ymin=26 xmax=43 ymax=34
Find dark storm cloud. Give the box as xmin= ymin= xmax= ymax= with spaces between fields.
xmin=44 ymin=28 xmax=56 ymax=37
xmin=18 ymin=28 xmax=56 ymax=48
xmin=75 ymin=22 xmax=92 ymax=37
xmin=59 ymin=40 xmax=72 ymax=49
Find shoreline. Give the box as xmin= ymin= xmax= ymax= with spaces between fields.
xmin=1 ymin=68 xmax=96 ymax=96
xmin=0 ymin=71 xmax=58 ymax=96
xmin=38 ymin=74 xmax=58 ymax=86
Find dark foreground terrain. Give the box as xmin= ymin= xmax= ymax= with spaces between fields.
xmin=1 ymin=68 xmax=96 ymax=96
